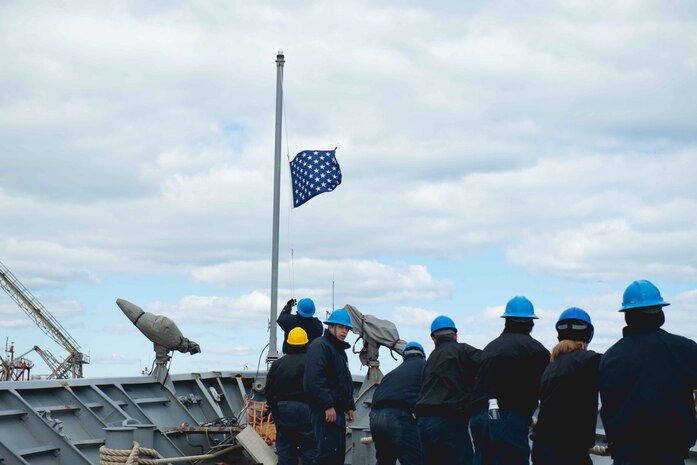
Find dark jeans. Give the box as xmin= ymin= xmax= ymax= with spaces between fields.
xmin=310 ymin=407 xmax=347 ymax=465
xmin=417 ymin=415 xmax=472 ymax=465
xmin=531 ymin=441 xmax=591 ymax=465
xmin=611 ymin=446 xmax=686 ymax=465
xmin=275 ymin=401 xmax=318 ymax=465
xmin=469 ymin=408 xmax=530 ymax=465
xmin=369 ymin=407 xmax=422 ymax=465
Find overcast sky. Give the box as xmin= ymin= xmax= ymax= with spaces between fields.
xmin=1 ymin=1 xmax=696 ymax=378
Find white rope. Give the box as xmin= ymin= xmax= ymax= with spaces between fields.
xmin=99 ymin=441 xmax=160 ymax=465
xmin=99 ymin=441 xmax=240 ymax=465
xmin=282 ymin=75 xmax=296 ymax=299
xmin=589 ymin=445 xmax=611 ymax=456
xmin=360 ymin=436 xmax=374 ymax=444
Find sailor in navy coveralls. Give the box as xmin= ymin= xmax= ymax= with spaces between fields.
xmin=600 ymin=280 xmax=697 ymax=465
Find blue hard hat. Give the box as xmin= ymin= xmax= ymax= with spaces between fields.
xmin=501 ymin=296 xmax=538 ymax=319
xmin=620 ymin=280 xmax=670 ymax=312
xmin=297 ymin=298 xmax=316 ymax=318
xmin=403 ymin=341 xmax=425 ymax=356
xmin=323 ymin=308 xmax=353 ymax=329
xmin=557 ymin=307 xmax=594 ymax=343
xmin=558 ymin=307 xmax=592 ymax=325
xmin=430 ymin=315 xmax=457 ymax=335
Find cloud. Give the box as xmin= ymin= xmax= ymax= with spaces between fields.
xmin=0 ymin=299 xmax=32 ymax=328
xmin=205 ymin=345 xmax=254 ymax=357
xmin=0 ymin=2 xmax=696 ymax=287
xmin=391 ymin=306 xmax=440 ymax=328
xmin=507 ymin=219 xmax=697 ymax=281
xmin=0 ymin=1 xmax=696 ymax=380
xmin=192 ymin=258 xmax=454 ymax=305
xmin=101 ymin=323 xmax=141 ymax=337
xmin=146 ymin=291 xmax=270 ymax=325
xmin=0 ymin=293 xmax=83 ymax=330
xmin=90 ymin=353 xmax=142 ymax=366
xmin=502 ymin=151 xmax=697 ymax=280
xmin=665 ymin=288 xmax=697 ymax=338
xmin=462 ymin=285 xmax=697 ymax=355
xmin=0 ymin=319 xmax=32 ymax=329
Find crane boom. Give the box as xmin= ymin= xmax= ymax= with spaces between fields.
xmin=31 ymin=346 xmax=76 ymax=379
xmin=0 ymin=260 xmax=88 ymax=378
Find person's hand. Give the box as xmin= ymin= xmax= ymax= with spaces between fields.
xmin=287 ymin=298 xmax=297 ymax=307
xmin=325 ymin=407 xmax=337 ymax=423
xmin=347 ymin=410 xmax=355 ymax=423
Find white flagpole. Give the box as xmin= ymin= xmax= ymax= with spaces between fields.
xmin=268 ymin=50 xmax=284 ymax=362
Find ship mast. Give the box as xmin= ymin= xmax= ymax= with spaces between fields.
xmin=268 ymin=50 xmax=285 ymax=362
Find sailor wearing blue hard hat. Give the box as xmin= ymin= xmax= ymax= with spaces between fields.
xmin=415 ymin=315 xmax=482 ymax=465
xmin=599 ymin=280 xmax=697 ymax=465
xmin=303 ymin=307 xmax=355 ymax=465
xmin=370 ymin=341 xmax=427 ymax=465
xmin=532 ymin=308 xmax=602 ymax=465
xmin=469 ymin=296 xmax=550 ymax=465
xmin=277 ymin=297 xmax=323 ymax=354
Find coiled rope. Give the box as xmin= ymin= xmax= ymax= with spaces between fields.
xmin=99 ymin=441 xmax=161 ymax=465
xmin=589 ymin=445 xmax=611 ymax=456
xmin=99 ymin=441 xmax=241 ymax=465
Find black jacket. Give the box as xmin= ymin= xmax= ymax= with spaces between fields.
xmin=469 ymin=329 xmax=550 ymax=421
xmin=532 ymin=349 xmax=602 ymax=449
xmin=303 ymin=329 xmax=356 ymax=413
xmin=372 ymin=353 xmax=426 ymax=414
xmin=277 ymin=302 xmax=323 ymax=354
xmin=415 ymin=337 xmax=481 ymax=418
xmin=265 ymin=345 xmax=310 ymax=412
xmin=599 ymin=327 xmax=697 ymax=452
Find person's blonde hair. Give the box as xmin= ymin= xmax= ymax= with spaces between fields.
xmin=550 ymin=339 xmax=587 ymax=362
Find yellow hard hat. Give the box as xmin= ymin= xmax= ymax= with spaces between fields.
xmin=287 ymin=327 xmax=309 ymax=346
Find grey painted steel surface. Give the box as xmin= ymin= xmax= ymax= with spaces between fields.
xmin=0 ymin=371 xmax=263 ymax=465
xmin=0 ymin=370 xmax=695 ymax=465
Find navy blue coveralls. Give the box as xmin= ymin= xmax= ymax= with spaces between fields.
xmin=415 ymin=337 xmax=482 ymax=465
xmin=303 ymin=329 xmax=356 ymax=465
xmin=277 ymin=301 xmax=323 ymax=354
xmin=370 ymin=351 xmax=426 ymax=465
xmin=599 ymin=326 xmax=697 ymax=465
xmin=469 ymin=327 xmax=550 ymax=465
xmin=531 ymin=349 xmax=602 ymax=465
xmin=266 ymin=344 xmax=318 ymax=465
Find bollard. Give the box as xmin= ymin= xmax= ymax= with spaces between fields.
xmin=133 ymin=424 xmax=156 ymax=449
xmin=103 ymin=426 xmax=136 ymax=451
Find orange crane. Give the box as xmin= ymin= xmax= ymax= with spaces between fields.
xmin=0 ymin=260 xmax=88 ymax=378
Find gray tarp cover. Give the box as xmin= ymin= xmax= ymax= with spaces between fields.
xmin=345 ymin=304 xmax=406 ymax=366
xmin=116 ymin=298 xmax=200 ymax=354
xmin=138 ymin=313 xmax=201 ymax=354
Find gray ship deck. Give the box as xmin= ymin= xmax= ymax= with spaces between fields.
xmin=0 ymin=371 xmax=694 ymax=464
xmin=0 ymin=371 xmax=261 ymax=465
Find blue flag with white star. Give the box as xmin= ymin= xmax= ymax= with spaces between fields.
xmin=290 ymin=149 xmax=342 ymax=208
